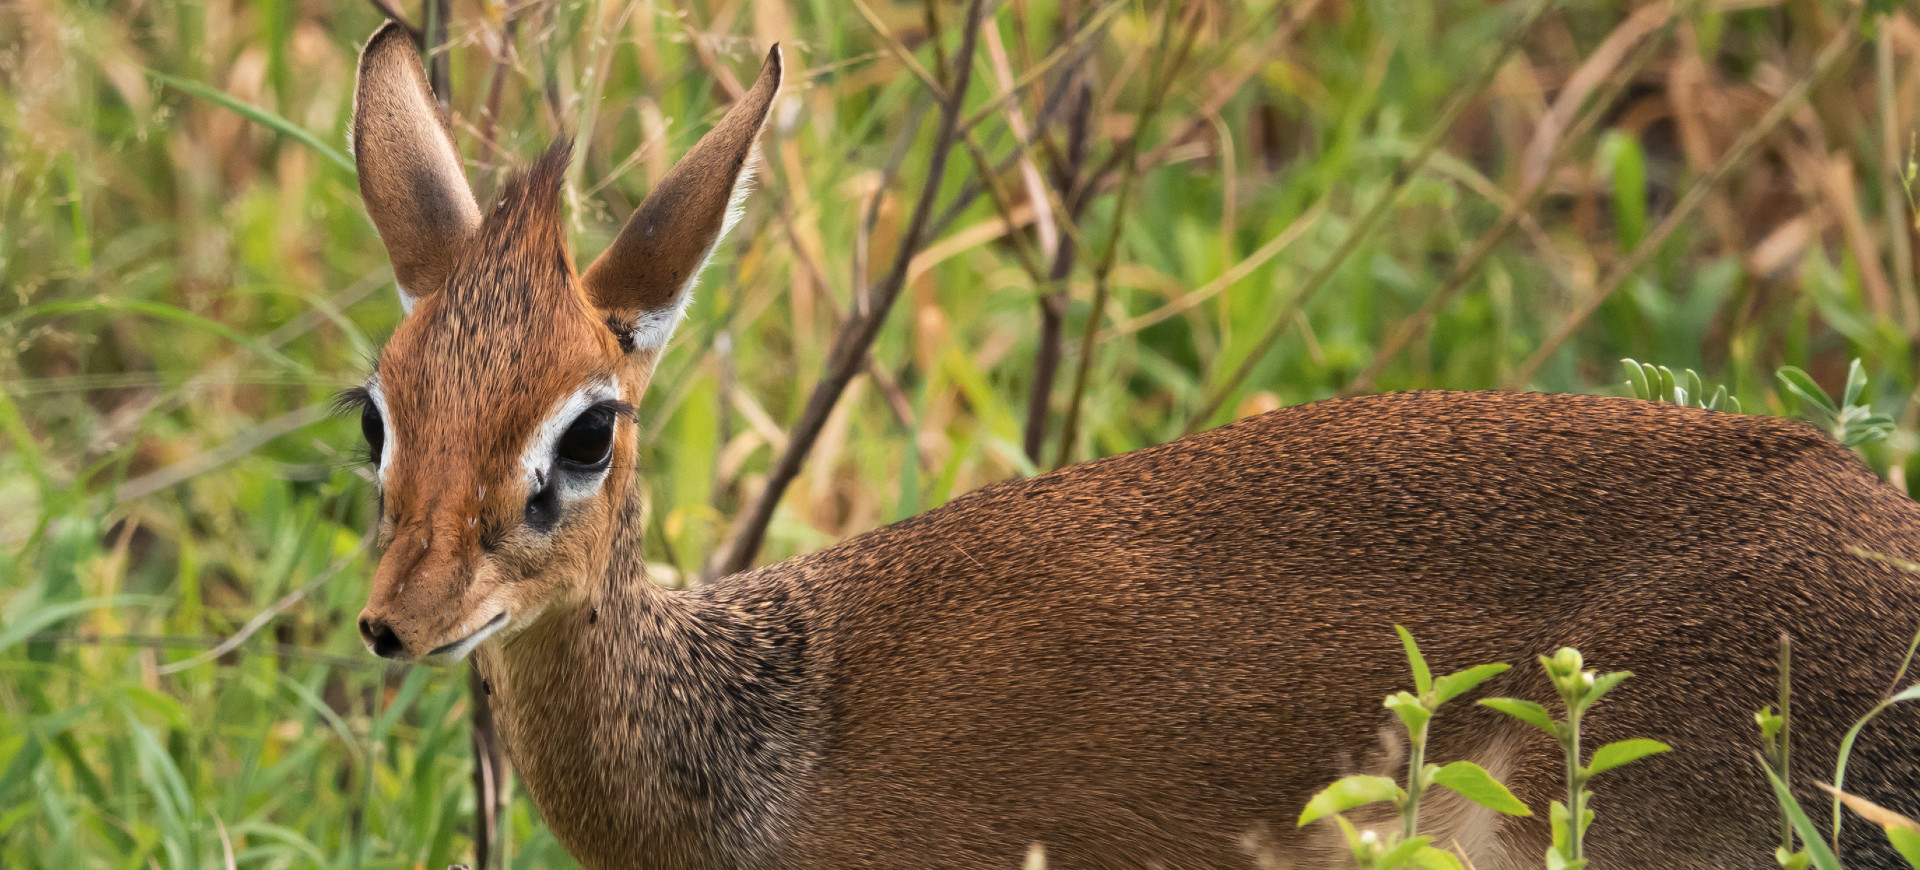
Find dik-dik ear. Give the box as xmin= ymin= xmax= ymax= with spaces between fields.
xmin=583 ymin=46 xmax=782 ymax=354
xmin=351 ymin=22 xmax=481 ymax=313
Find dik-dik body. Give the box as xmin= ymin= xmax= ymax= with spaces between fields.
xmin=342 ymin=24 xmax=1920 ymax=869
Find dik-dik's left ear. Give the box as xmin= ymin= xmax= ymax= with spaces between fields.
xmin=583 ymin=46 xmax=782 ymax=355
xmin=351 ymin=22 xmax=482 ymax=314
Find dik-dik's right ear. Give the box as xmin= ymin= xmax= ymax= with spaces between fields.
xmin=351 ymin=22 xmax=481 ymax=313
xmin=582 ymin=46 xmax=782 ymax=356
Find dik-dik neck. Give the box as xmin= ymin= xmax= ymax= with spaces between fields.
xmin=479 ymin=493 xmax=821 ymax=870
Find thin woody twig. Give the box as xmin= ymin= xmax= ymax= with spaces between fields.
xmin=367 ymin=0 xmax=426 ymax=46
xmin=426 ymin=0 xmax=452 ymax=112
xmin=1055 ymin=3 xmax=1202 ymax=467
xmin=1023 ymin=75 xmax=1093 ymax=465
xmin=476 ymin=10 xmax=522 ymax=166
xmin=1875 ymin=24 xmax=1917 ymax=336
xmin=926 ymin=2 xmax=1125 ymax=245
xmin=468 ymin=664 xmax=505 ymax=870
xmin=712 ymin=0 xmax=993 ymax=577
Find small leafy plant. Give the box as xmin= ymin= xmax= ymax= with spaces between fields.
xmin=1754 ymin=600 xmax=1920 ymax=870
xmin=1622 ymin=358 xmax=1740 ymax=412
xmin=1480 ymin=648 xmax=1671 ymax=870
xmin=1298 ymin=627 xmax=1529 ymax=870
xmin=1753 ymin=757 xmax=1920 ymax=870
xmin=1776 ymin=359 xmax=1894 ymax=447
xmin=1623 ymin=356 xmax=1895 ymax=450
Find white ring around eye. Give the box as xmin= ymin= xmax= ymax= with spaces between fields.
xmin=519 ymin=377 xmax=622 ymax=502
xmin=367 ymin=378 xmax=397 ymax=487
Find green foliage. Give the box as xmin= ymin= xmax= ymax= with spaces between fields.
xmin=1621 ymin=359 xmax=1740 ymax=413
xmin=1483 ymin=647 xmax=1670 ymax=870
xmin=1754 ymin=593 xmax=1920 ymax=869
xmin=1430 ymin=761 xmax=1530 ymax=816
xmin=1300 ymin=628 xmax=1525 ymax=869
xmin=1624 ymin=354 xmax=1900 ymax=450
xmin=1765 ymin=764 xmax=1845 ymax=870
xmin=1777 ymin=360 xmax=1896 ymax=447
xmin=1300 ymin=775 xmax=1406 ymax=828
xmin=1889 ymin=827 xmax=1920 ymax=868
xmin=1827 ymin=680 xmax=1920 ymax=853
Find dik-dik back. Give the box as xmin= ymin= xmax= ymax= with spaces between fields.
xmin=338 ymin=23 xmax=1920 ymax=869
xmin=763 ymin=390 xmax=1920 ymax=868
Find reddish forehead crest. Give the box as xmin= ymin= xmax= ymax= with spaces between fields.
xmin=374 ymin=140 xmax=620 ymax=478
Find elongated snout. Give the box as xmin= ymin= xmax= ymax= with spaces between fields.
xmin=358 ymin=512 xmax=502 ymax=664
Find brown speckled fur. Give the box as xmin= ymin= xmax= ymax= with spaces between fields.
xmin=345 ymin=24 xmax=1920 ymax=870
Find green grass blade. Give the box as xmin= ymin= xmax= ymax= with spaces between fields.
xmin=147 ymin=71 xmax=355 ymax=174
xmin=1761 ymin=757 xmax=1843 ymax=870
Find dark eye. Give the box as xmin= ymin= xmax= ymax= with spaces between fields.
xmin=556 ymin=406 xmax=615 ymax=467
xmin=361 ymin=403 xmax=385 ymax=465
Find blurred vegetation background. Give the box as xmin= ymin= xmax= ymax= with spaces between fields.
xmin=4 ymin=0 xmax=1920 ymax=866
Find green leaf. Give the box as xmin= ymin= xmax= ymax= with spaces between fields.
xmin=1379 ymin=835 xmax=1436 ymax=868
xmin=1622 ymin=359 xmax=1652 ymax=400
xmin=1586 ymin=670 xmax=1632 ymax=706
xmin=1886 ymin=826 xmax=1920 ymax=868
xmin=1585 ymin=738 xmax=1671 ymax=777
xmin=1385 ymin=692 xmax=1433 ymax=737
xmin=1545 ymin=839 xmax=1588 ymax=870
xmin=1298 ymin=775 xmax=1405 ymax=827
xmin=1411 ymin=844 xmax=1468 ymax=870
xmin=0 ymin=595 xmax=155 ymax=651
xmin=1776 ymin=847 xmax=1812 ymax=870
xmin=0 ymin=735 xmax=43 ymax=807
xmin=1844 ymin=358 xmax=1868 ymax=409
xmin=1397 ymin=625 xmax=1433 ymax=695
xmin=1433 ymin=663 xmax=1510 ymax=707
xmin=1835 ymin=685 xmax=1920 ymax=841
xmin=1432 ymin=761 xmax=1531 ymax=816
xmin=1777 ymin=367 xmax=1839 ymax=425
xmin=1761 ymin=757 xmax=1844 ymax=870
xmin=1843 ymin=417 xmax=1894 ymax=446
xmin=1480 ymin=698 xmax=1557 ymax=735
xmin=1598 ymin=129 xmax=1648 ymax=248
xmin=1332 ymin=815 xmax=1369 ymax=854
xmin=147 ymin=71 xmax=356 ymax=174
xmin=1757 ymin=706 xmax=1785 ymax=742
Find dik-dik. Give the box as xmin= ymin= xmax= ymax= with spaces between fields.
xmin=342 ymin=23 xmax=1920 ymax=869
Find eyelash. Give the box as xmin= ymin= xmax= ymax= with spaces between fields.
xmin=333 ymin=386 xmax=380 ymax=468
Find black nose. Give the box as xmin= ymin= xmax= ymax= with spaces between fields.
xmin=359 ymin=616 xmax=404 ymax=659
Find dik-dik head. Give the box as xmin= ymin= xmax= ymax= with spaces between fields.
xmin=342 ymin=23 xmax=780 ymax=662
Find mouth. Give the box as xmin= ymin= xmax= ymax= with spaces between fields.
xmin=424 ymin=611 xmax=509 ymax=663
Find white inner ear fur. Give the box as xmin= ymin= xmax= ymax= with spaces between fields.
xmin=626 ymin=144 xmax=761 ymax=354
xmin=367 ymin=378 xmax=398 ymax=487
xmin=519 ymin=377 xmax=623 ymax=499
